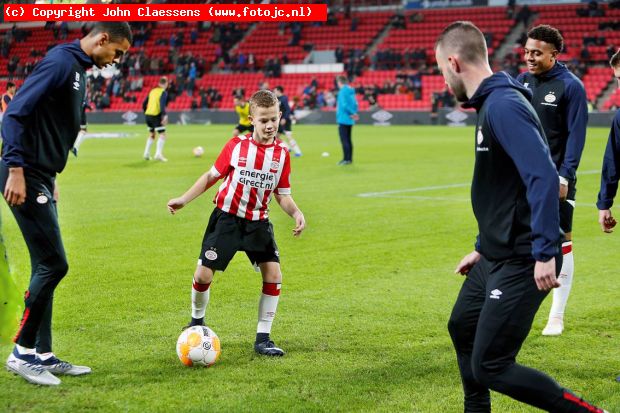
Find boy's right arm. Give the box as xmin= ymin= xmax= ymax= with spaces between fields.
xmin=167 ymin=167 xmax=221 ymax=214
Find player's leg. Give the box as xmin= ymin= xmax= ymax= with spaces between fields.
xmin=277 ymin=124 xmax=290 ymax=151
xmin=2 ymin=171 xmax=67 ymax=385
xmin=472 ymin=256 xmax=606 ymax=412
xmin=188 ymin=265 xmax=214 ymax=328
xmin=154 ymin=124 xmax=168 ymax=162
xmin=285 ymin=122 xmax=301 ymax=157
xmin=543 ymin=189 xmax=576 ymax=336
xmin=144 ymin=125 xmax=155 ymax=160
xmin=447 ymin=259 xmax=492 ymax=412
xmin=254 ymin=261 xmax=284 ymax=356
xmin=245 ymin=220 xmax=284 ymax=356
xmin=338 ymin=124 xmax=352 ymax=164
xmin=186 ymin=209 xmax=239 ymax=329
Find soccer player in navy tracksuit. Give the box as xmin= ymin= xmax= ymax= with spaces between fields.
xmin=595 ymin=49 xmax=620 ymax=384
xmin=516 ymin=25 xmax=588 ymax=336
xmin=1 ymin=22 xmax=132 ymax=386
xmin=435 ymin=21 xmax=607 ymax=412
xmin=274 ymin=85 xmax=302 ymax=157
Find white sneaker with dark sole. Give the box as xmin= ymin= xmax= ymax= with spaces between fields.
xmin=6 ymin=349 xmax=61 ymax=386
xmin=38 ymin=356 xmax=92 ymax=376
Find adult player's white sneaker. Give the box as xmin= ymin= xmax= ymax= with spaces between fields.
xmin=38 ymin=355 xmax=92 ymax=376
xmin=144 ymin=154 xmax=152 ymax=161
xmin=542 ymin=317 xmax=564 ymax=336
xmin=6 ymin=349 xmax=61 ymax=386
xmin=154 ymin=154 xmax=168 ymax=162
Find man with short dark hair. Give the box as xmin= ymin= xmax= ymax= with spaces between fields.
xmin=517 ymin=24 xmax=588 ymax=336
xmin=1 ymin=22 xmax=132 ymax=386
xmin=437 ymin=21 xmax=606 ymax=412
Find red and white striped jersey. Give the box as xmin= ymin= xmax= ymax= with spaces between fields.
xmin=210 ymin=134 xmax=291 ymax=220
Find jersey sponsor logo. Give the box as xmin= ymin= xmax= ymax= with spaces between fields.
xmin=490 ymin=289 xmax=503 ymax=300
xmin=238 ymin=168 xmax=276 ymax=190
xmin=541 ymin=92 xmax=558 ymax=107
xmin=36 ymin=194 xmax=48 ymax=204
xmin=205 ymin=250 xmax=218 ymax=261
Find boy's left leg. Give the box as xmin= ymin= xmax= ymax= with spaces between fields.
xmin=255 ymin=261 xmax=284 ymax=356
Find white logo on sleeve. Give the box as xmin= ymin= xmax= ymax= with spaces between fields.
xmin=205 ymin=250 xmax=218 ymax=260
xmin=490 ymin=289 xmax=503 ymax=300
xmin=476 ymin=128 xmax=489 ymax=152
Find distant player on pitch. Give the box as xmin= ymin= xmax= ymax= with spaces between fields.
xmin=143 ymin=76 xmax=169 ymax=162
xmin=233 ymin=93 xmax=254 ymax=137
xmin=274 ymin=86 xmax=302 ymax=157
xmin=167 ymin=89 xmax=305 ymax=357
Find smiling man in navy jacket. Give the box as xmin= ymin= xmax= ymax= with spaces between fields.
xmin=1 ymin=22 xmax=132 ymax=386
xmin=436 ymin=21 xmax=606 ymax=413
xmin=517 ymin=25 xmax=588 ymax=337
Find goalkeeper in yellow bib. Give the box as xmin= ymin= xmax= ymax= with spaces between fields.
xmin=143 ymin=76 xmax=169 ymax=162
xmin=233 ymin=93 xmax=254 ymax=137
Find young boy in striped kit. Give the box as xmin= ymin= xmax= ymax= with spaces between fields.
xmin=167 ymin=89 xmax=305 ymax=356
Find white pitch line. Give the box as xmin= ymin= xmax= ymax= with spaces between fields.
xmin=358 ymin=170 xmax=601 ymax=199
xmin=358 ymin=183 xmax=470 ymax=198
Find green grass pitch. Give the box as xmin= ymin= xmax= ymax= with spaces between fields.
xmin=0 ymin=124 xmax=618 ymax=412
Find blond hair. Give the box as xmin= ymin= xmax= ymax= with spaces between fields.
xmin=249 ymin=89 xmax=279 ymax=115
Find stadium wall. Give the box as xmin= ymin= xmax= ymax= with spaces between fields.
xmin=86 ymin=109 xmax=618 ymax=128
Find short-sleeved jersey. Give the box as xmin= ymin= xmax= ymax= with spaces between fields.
xmin=210 ymin=134 xmax=291 ymax=220
xmin=235 ymin=103 xmax=251 ymax=126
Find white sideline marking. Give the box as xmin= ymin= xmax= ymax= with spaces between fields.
xmin=357 ymin=170 xmax=601 ymax=200
xmin=358 ymin=183 xmax=469 ymax=198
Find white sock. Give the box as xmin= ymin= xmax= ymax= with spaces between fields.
xmin=191 ymin=279 xmax=210 ymax=320
xmin=155 ymin=135 xmax=166 ymax=157
xmin=549 ymin=242 xmax=574 ymax=320
xmin=286 ymin=132 xmax=301 ymax=154
xmin=15 ymin=344 xmax=35 ymax=355
xmin=74 ymin=130 xmax=86 ymax=151
xmin=257 ymin=283 xmax=280 ymax=334
xmin=144 ymin=137 xmax=154 ymax=156
xmin=37 ymin=352 xmax=54 ymax=361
